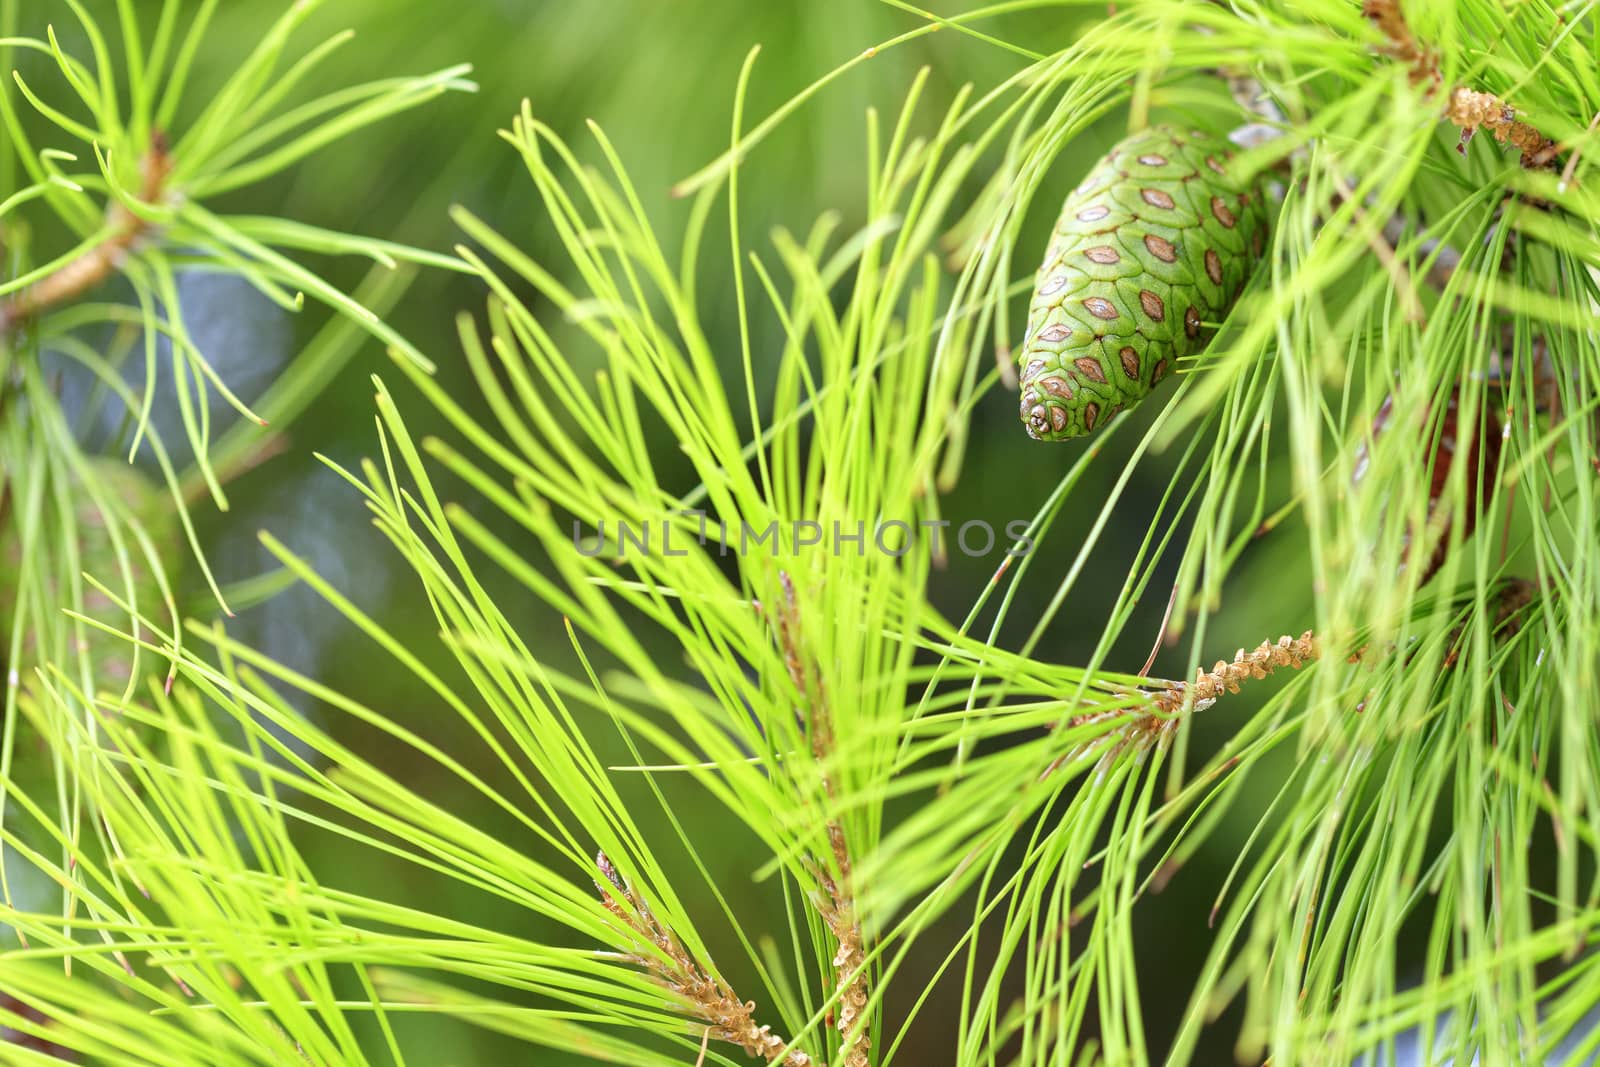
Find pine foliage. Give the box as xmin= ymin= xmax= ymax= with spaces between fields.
xmin=2 ymin=2 xmax=1598 ymax=1065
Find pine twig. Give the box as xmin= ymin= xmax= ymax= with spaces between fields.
xmin=594 ymin=854 xmax=812 ymax=1066
xmin=1363 ymin=0 xmax=1562 ymax=168
xmin=772 ymin=572 xmax=871 ymax=1067
xmin=1053 ymin=632 xmax=1321 ymax=769
xmin=1154 ymin=631 xmax=1320 ymax=717
xmin=0 ymin=131 xmax=174 ymax=334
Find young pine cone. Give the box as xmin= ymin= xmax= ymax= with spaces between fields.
xmin=1018 ymin=125 xmax=1271 ymax=440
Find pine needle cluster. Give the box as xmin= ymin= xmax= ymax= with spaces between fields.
xmin=0 ymin=1 xmax=1596 ymax=1065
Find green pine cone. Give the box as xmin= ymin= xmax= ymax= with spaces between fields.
xmin=1017 ymin=124 xmax=1271 ymax=441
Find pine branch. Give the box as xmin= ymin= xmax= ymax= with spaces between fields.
xmin=1070 ymin=597 xmax=1530 ymax=765
xmin=595 ymin=853 xmax=812 ymax=1066
xmin=0 ymin=131 xmax=175 ymax=334
xmin=1055 ymin=632 xmax=1321 ymax=768
xmin=1363 ymin=0 xmax=1562 ymax=167
xmin=771 ymin=573 xmax=871 ymax=1067
xmin=1155 ymin=631 xmax=1321 ymax=716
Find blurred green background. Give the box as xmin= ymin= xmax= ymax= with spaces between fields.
xmin=12 ymin=2 xmax=1330 ymax=1062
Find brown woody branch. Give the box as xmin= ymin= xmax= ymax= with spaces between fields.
xmin=0 ymin=131 xmax=174 ymax=335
